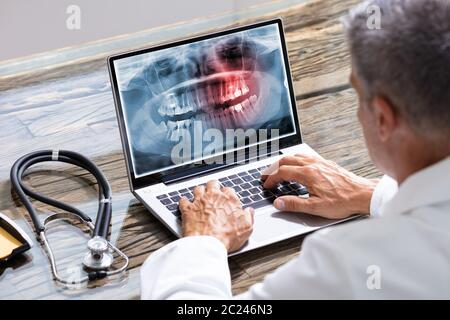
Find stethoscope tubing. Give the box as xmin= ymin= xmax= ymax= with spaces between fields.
xmin=10 ymin=150 xmax=112 ymax=238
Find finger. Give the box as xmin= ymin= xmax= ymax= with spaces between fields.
xmin=273 ymin=195 xmax=322 ymax=215
xmin=261 ymin=162 xmax=279 ymax=180
xmin=206 ymin=180 xmax=220 ymax=192
xmin=263 ymin=165 xmax=312 ymax=189
xmin=193 ymin=185 xmax=205 ymax=199
xmin=235 ymin=208 xmax=254 ymax=242
xmin=261 ymin=156 xmax=310 ymax=180
xmin=240 ymin=208 xmax=255 ymax=242
xmin=261 ymin=157 xmax=299 ymax=179
xmin=294 ymin=152 xmax=323 ymax=161
xmin=282 ymin=155 xmax=313 ymax=166
xmin=179 ymin=197 xmax=191 ymax=213
xmin=245 ymin=207 xmax=255 ymax=226
xmin=221 ymin=187 xmax=240 ymax=201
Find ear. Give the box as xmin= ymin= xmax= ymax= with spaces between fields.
xmin=371 ymin=96 xmax=397 ymax=142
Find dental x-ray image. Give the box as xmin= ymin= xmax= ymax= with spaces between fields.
xmin=114 ymin=23 xmax=296 ymax=177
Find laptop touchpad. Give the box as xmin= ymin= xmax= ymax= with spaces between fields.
xmin=251 ymin=211 xmax=338 ymax=242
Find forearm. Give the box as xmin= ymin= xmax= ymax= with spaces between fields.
xmin=140 ymin=236 xmax=232 ymax=300
xmin=235 ymin=233 xmax=353 ymax=299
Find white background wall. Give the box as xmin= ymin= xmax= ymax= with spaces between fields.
xmin=0 ymin=0 xmax=272 ymax=61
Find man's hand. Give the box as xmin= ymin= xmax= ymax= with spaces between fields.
xmin=262 ymin=154 xmax=378 ymax=219
xmin=179 ymin=180 xmax=254 ymax=253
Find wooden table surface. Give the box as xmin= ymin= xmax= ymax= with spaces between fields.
xmin=0 ymin=0 xmax=380 ymax=299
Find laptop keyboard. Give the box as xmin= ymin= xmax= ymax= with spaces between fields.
xmin=156 ymin=165 xmax=309 ymax=218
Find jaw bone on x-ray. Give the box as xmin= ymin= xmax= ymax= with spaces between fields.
xmin=115 ymin=24 xmax=296 ymax=177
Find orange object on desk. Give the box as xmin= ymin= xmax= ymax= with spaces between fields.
xmin=0 ymin=212 xmax=32 ymax=262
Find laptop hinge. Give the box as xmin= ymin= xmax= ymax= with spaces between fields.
xmin=162 ymin=150 xmax=282 ymax=185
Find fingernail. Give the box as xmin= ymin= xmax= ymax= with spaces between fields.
xmin=274 ymin=199 xmax=285 ymax=210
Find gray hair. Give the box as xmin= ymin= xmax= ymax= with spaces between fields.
xmin=343 ymin=0 xmax=450 ymax=138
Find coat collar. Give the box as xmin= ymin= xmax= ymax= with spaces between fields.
xmin=382 ymin=156 xmax=450 ymax=215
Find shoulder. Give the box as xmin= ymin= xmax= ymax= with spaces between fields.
xmin=301 ymin=211 xmax=450 ymax=298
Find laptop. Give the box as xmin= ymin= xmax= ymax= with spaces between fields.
xmin=108 ymin=19 xmax=353 ymax=254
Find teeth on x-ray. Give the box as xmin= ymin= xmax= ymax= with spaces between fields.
xmin=157 ymin=74 xmax=257 ymax=133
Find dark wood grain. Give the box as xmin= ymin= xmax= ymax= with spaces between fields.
xmin=0 ymin=0 xmax=378 ymax=299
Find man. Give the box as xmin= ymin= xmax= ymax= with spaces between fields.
xmin=141 ymin=0 xmax=450 ymax=299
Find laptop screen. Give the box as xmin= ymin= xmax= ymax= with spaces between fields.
xmin=112 ymin=22 xmax=297 ymax=178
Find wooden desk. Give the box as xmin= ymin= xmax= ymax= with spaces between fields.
xmin=0 ymin=0 xmax=380 ymax=299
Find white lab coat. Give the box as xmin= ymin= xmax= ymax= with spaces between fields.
xmin=140 ymin=157 xmax=450 ymax=299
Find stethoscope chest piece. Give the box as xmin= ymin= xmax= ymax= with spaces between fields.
xmin=83 ymin=236 xmax=114 ymax=270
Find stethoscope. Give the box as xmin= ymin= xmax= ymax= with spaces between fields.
xmin=10 ymin=150 xmax=129 ymax=286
